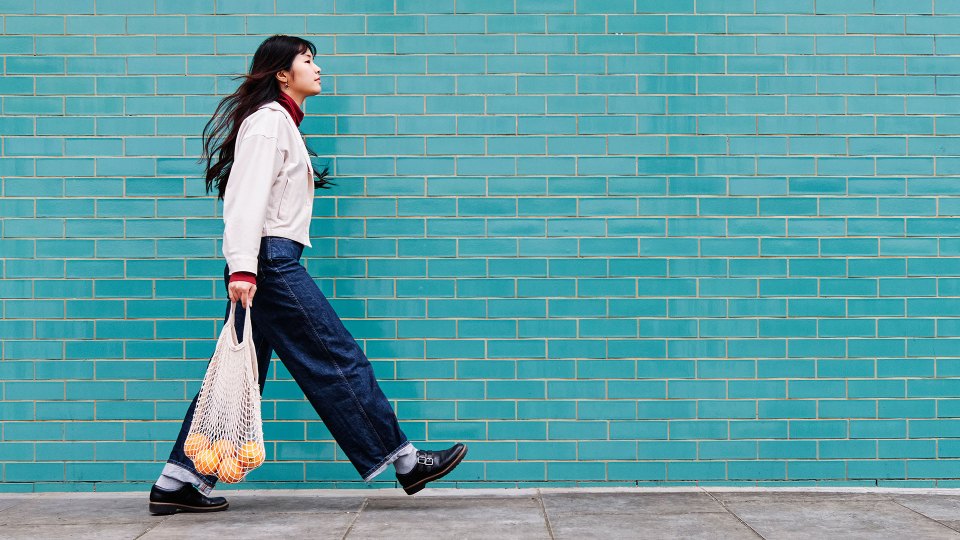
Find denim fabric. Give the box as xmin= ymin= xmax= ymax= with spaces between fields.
xmin=163 ymin=236 xmax=412 ymax=494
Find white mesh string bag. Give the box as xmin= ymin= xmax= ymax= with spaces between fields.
xmin=183 ymin=300 xmax=265 ymax=483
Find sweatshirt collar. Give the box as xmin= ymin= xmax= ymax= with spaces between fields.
xmin=274 ymin=91 xmax=303 ymax=127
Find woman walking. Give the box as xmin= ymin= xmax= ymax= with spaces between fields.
xmin=148 ymin=34 xmax=467 ymax=515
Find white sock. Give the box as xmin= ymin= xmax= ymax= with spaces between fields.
xmin=155 ymin=473 xmax=187 ymax=491
xmin=393 ymin=444 xmax=418 ymax=474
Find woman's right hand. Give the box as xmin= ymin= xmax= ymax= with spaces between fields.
xmin=228 ymin=281 xmax=256 ymax=309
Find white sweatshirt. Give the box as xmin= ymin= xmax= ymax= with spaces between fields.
xmin=221 ymin=100 xmax=314 ymax=275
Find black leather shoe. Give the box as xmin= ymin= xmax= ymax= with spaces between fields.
xmin=148 ymin=483 xmax=229 ymax=515
xmin=395 ymin=443 xmax=468 ymax=495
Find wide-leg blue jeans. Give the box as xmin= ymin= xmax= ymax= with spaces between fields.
xmin=161 ymin=236 xmax=412 ymax=494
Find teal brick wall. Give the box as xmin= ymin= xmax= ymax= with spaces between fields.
xmin=3 ymin=1 xmax=960 ymax=492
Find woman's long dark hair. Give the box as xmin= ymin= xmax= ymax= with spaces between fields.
xmin=200 ymin=34 xmax=334 ymax=200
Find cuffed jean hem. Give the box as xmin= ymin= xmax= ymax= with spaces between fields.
xmin=163 ymin=460 xmax=215 ymax=496
xmin=362 ymin=440 xmax=415 ymax=483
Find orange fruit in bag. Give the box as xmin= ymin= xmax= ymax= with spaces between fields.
xmin=212 ymin=439 xmax=236 ymax=459
xmin=193 ymin=447 xmax=220 ymax=476
xmin=184 ymin=433 xmax=210 ymax=460
xmin=238 ymin=440 xmax=265 ymax=469
xmin=218 ymin=456 xmax=245 ymax=483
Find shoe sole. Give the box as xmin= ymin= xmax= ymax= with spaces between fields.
xmin=402 ymin=444 xmax=468 ymax=495
xmin=148 ymin=501 xmax=229 ymax=515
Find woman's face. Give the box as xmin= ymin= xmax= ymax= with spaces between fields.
xmin=280 ymin=50 xmax=321 ymax=98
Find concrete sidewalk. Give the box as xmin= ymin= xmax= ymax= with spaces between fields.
xmin=1 ymin=487 xmax=960 ymax=539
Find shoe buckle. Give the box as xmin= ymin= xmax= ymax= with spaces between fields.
xmin=417 ymin=454 xmax=434 ymax=466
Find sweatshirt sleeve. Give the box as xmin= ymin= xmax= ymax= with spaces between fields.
xmin=222 ymin=133 xmax=283 ymax=275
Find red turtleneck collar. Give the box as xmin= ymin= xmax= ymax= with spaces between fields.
xmin=276 ymin=92 xmax=303 ymax=127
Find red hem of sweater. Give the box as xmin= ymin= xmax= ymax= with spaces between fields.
xmin=229 ymin=271 xmax=257 ymax=285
